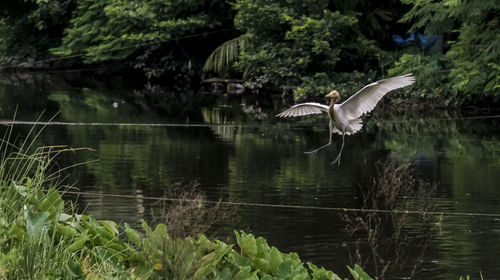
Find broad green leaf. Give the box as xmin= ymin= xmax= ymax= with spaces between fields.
xmin=347 ymin=264 xmax=373 ymax=280
xmin=153 ymin=223 xmax=168 ymax=236
xmin=203 ymin=36 xmax=245 ymax=73
xmin=25 ymin=210 xmax=51 ymax=239
xmin=214 ymin=267 xmax=234 ymax=280
xmin=288 ymin=252 xmax=301 ymax=263
xmin=67 ymin=258 xmax=83 ymax=278
xmin=125 ymin=223 xmax=142 ymax=247
xmin=39 ymin=187 xmax=64 ymax=216
xmin=227 ymin=251 xmax=252 ymax=268
xmin=254 ymin=257 xmax=270 ymax=273
xmin=255 ymin=236 xmax=271 ymax=257
xmin=292 ymin=272 xmax=309 ymax=280
xmin=8 ymin=223 xmax=27 ymax=240
xmin=234 ymin=266 xmax=258 ymax=280
xmin=276 ymin=260 xmax=293 ymax=277
xmin=198 ymin=251 xmax=217 ymax=265
xmin=268 ymin=247 xmax=283 ymax=274
xmin=308 ymin=262 xmax=341 ymax=280
xmin=150 ymin=223 xmax=168 ymax=245
xmin=100 ymin=220 xmax=118 ymax=237
xmin=97 ymin=235 xmax=126 ymax=253
xmin=66 ymin=231 xmax=88 ymax=253
xmin=56 ymin=224 xmax=77 ymax=238
xmin=131 ymin=263 xmax=154 ymax=279
xmin=95 ymin=246 xmax=123 ymax=272
xmin=197 ymin=233 xmax=215 ymax=250
xmin=12 ymin=182 xmax=27 ymax=197
xmin=276 ymin=258 xmax=308 ymax=279
xmin=83 ymin=215 xmax=114 ymax=240
xmin=235 ymin=231 xmax=257 ymax=257
xmin=57 ymin=213 xmax=73 ymax=222
xmin=194 ymin=263 xmax=213 ymax=279
xmin=141 ymin=220 xmax=153 ymax=235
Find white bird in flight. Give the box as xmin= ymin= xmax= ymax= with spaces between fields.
xmin=276 ymin=74 xmax=415 ymax=165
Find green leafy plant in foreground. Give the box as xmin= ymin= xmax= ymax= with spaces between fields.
xmin=0 ymin=180 xmax=373 ymax=279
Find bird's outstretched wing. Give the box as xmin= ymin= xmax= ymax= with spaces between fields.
xmin=276 ymin=102 xmax=329 ymax=118
xmin=339 ymin=73 xmax=415 ymax=120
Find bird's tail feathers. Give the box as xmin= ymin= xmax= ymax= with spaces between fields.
xmin=332 ymin=118 xmax=363 ymax=135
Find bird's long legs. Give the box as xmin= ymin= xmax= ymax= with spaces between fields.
xmin=303 ymin=131 xmax=333 ymax=154
xmin=303 ymin=129 xmax=345 ymax=167
xmin=331 ymin=132 xmax=345 ymax=166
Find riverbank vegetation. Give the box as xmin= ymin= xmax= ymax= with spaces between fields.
xmin=0 ymin=0 xmax=497 ymax=105
xmin=0 ymin=128 xmax=374 ymax=279
xmin=343 ymin=159 xmax=437 ymax=279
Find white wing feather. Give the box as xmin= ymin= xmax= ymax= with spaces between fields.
xmin=275 ymin=102 xmax=328 ymax=118
xmin=339 ymin=73 xmax=415 ymax=120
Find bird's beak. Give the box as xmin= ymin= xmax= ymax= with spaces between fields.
xmin=325 ymin=91 xmax=335 ymax=98
xmin=325 ymin=90 xmax=340 ymax=102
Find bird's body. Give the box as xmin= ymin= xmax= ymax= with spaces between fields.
xmin=276 ymin=74 xmax=415 ymax=164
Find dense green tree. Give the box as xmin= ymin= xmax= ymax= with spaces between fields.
xmin=230 ymin=0 xmax=386 ymax=100
xmin=0 ymin=0 xmax=74 ymax=64
xmin=52 ymin=0 xmax=233 ymax=79
xmin=389 ymin=0 xmax=499 ymax=103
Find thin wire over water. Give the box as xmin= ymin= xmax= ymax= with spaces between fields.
xmin=2 ymin=114 xmax=500 ymax=128
xmin=0 ymin=120 xmax=233 ymax=127
xmin=61 ymin=189 xmax=500 ymax=218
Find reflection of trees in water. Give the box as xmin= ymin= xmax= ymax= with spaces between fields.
xmin=363 ymin=115 xmax=500 ymax=189
xmin=131 ymin=85 xmax=207 ymax=122
xmin=4 ymin=73 xmax=500 ymax=278
xmin=343 ymin=159 xmax=437 ymax=279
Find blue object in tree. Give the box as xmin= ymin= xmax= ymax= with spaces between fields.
xmin=417 ymin=33 xmax=442 ymax=52
xmin=392 ymin=32 xmax=416 ymax=47
xmin=392 ymin=31 xmax=442 ymax=53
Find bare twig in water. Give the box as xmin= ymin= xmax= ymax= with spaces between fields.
xmin=343 ymin=158 xmax=437 ymax=279
xmin=151 ymin=181 xmax=234 ymax=240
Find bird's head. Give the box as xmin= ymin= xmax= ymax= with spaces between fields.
xmin=325 ymin=90 xmax=341 ymax=103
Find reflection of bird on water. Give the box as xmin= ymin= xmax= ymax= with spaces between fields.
xmin=276 ymin=74 xmax=415 ymax=165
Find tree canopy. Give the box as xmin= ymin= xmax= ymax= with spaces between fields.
xmin=0 ymin=0 xmax=497 ymax=104
xmin=389 ymin=0 xmax=499 ymax=104
xmin=231 ymin=0 xmax=382 ymax=99
xmin=0 ymin=0 xmax=74 ymax=63
xmin=52 ymin=0 xmax=234 ymax=79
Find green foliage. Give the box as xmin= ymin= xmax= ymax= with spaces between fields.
xmin=52 ymin=0 xmax=232 ymax=76
xmin=0 ymin=149 xmax=77 ymax=278
xmin=388 ymin=50 xmax=449 ymax=100
xmin=459 ymin=272 xmax=484 ymax=280
xmin=233 ymin=231 xmax=317 ymax=279
xmin=25 ymin=210 xmax=51 ymax=240
xmin=399 ymin=0 xmax=497 ymax=34
xmin=391 ymin=0 xmax=500 ymax=103
xmin=347 ymin=265 xmax=373 ymax=280
xmin=231 ymin=231 xmax=372 ymax=280
xmin=203 ymin=36 xmax=246 ymax=74
xmin=0 ymin=0 xmax=73 ymax=63
xmin=232 ymin=0 xmax=381 ymax=100
xmin=446 ymin=19 xmax=500 ymax=97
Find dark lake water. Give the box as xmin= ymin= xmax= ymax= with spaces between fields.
xmin=1 ymin=73 xmax=499 ymax=279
